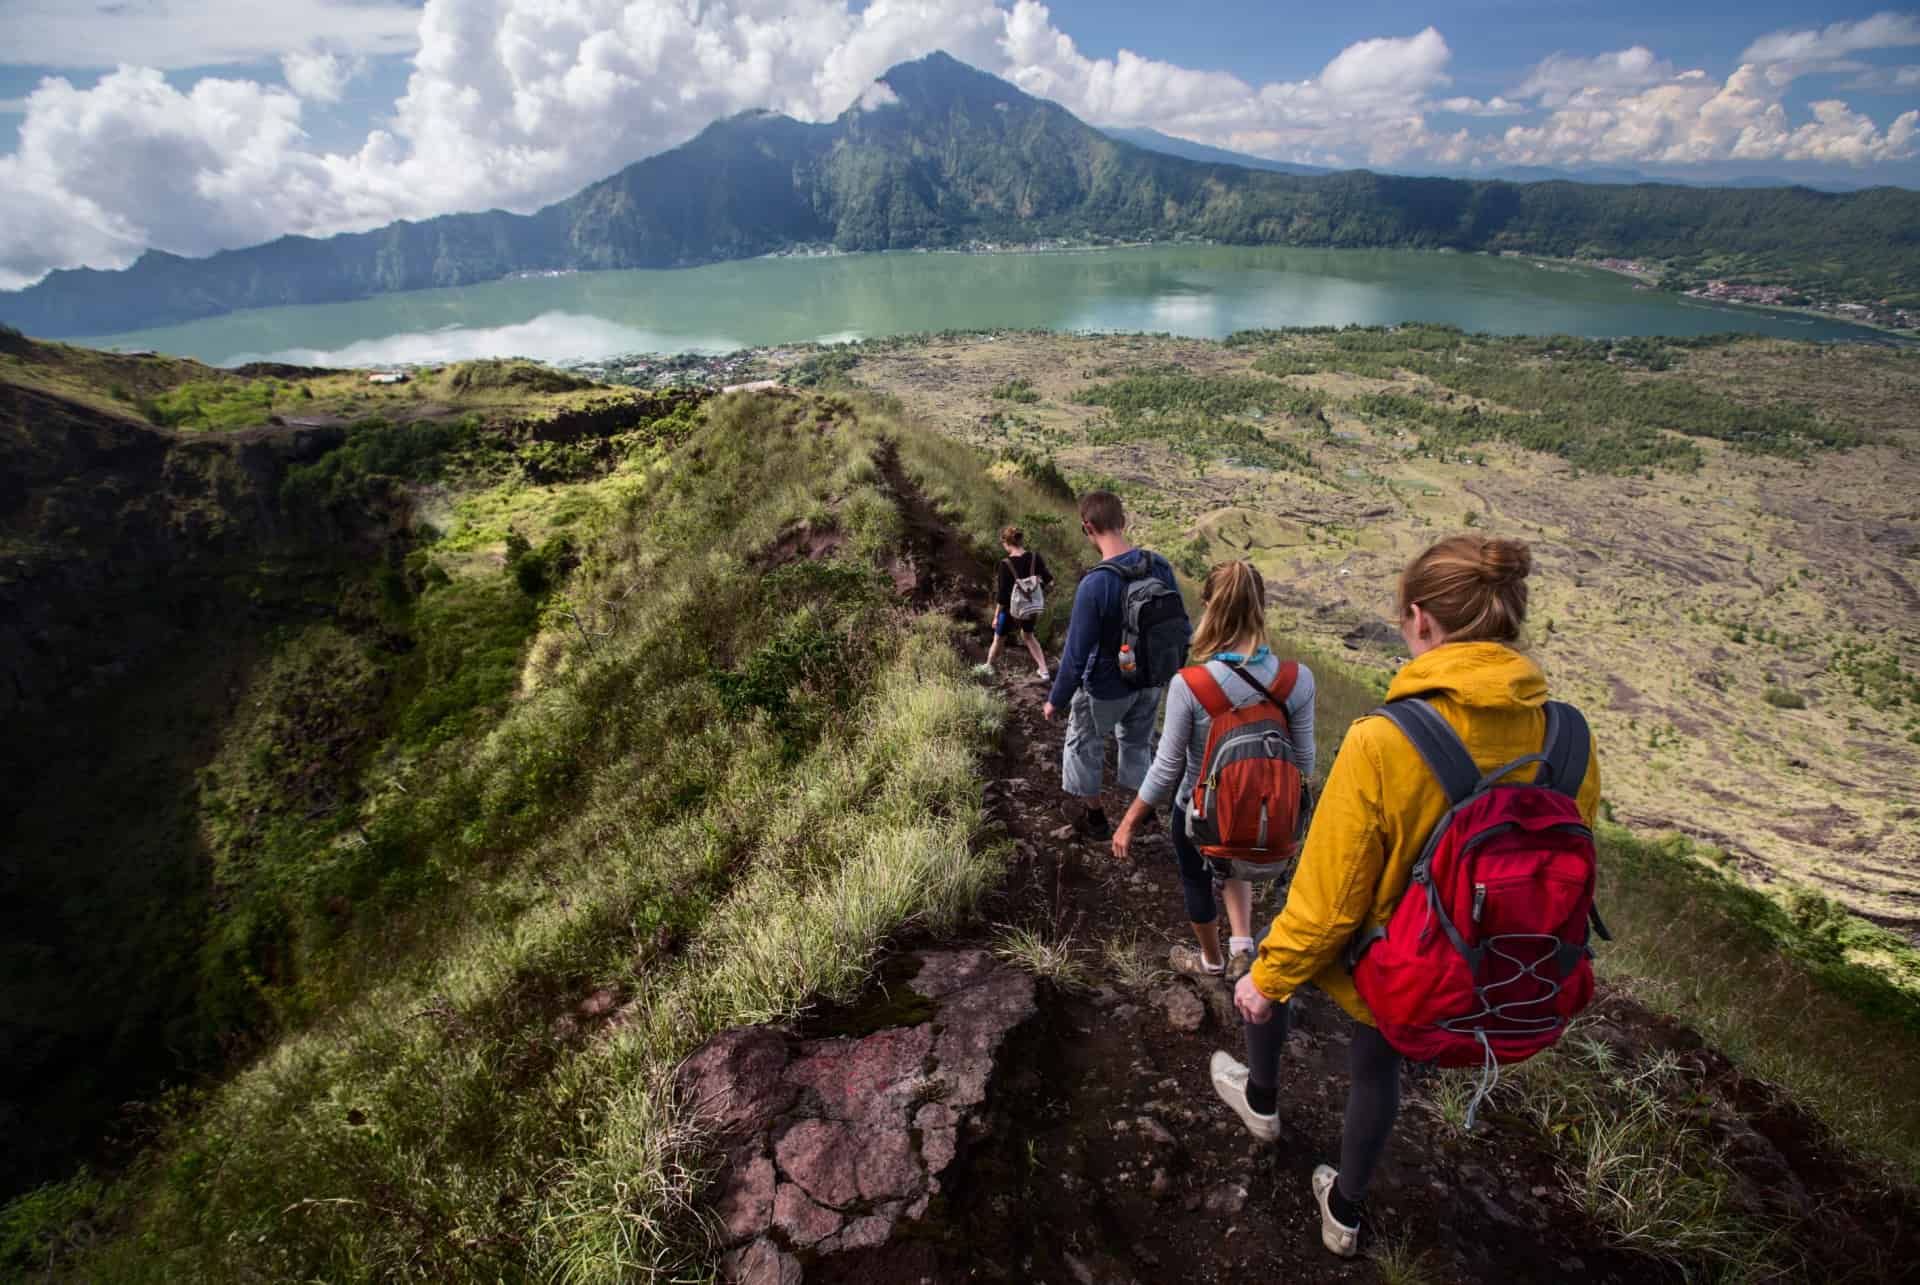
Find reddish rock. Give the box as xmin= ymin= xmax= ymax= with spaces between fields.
xmin=681 ymin=951 xmax=1037 ymax=1274
xmin=828 ymin=1214 xmax=893 ymax=1252
xmin=784 ymin=1023 xmax=934 ymax=1122
xmin=720 ymin=1237 xmax=802 ymax=1285
xmin=907 ymin=948 xmax=1000 ymax=999
xmin=772 ymin=1181 xmax=843 ymax=1247
xmin=715 ymin=1152 xmax=775 ymax=1243
xmin=678 ymin=1026 xmax=796 ymax=1136
xmin=774 ymin=1119 xmax=862 ymax=1209
xmin=1155 ymin=983 xmax=1206 ymax=1033
xmin=854 ymin=1125 xmax=923 ymax=1203
xmin=915 ymin=1101 xmax=958 ymax=1174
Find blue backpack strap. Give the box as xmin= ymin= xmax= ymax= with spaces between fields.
xmin=1373 ymin=698 xmax=1480 ymax=806
xmin=1540 ymin=701 xmax=1590 ymax=799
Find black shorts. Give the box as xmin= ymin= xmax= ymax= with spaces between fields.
xmin=994 ymin=609 xmax=1037 ymax=638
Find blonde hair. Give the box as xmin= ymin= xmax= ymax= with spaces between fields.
xmin=1398 ymin=534 xmax=1532 ymax=644
xmin=1190 ymin=561 xmax=1267 ymax=660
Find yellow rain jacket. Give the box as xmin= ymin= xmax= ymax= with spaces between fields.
xmin=1250 ymin=641 xmax=1602 ymax=1024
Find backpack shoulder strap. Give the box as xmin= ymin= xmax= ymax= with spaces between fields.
xmin=1225 ymin=660 xmax=1296 ymax=707
xmin=1373 ymin=698 xmax=1480 ymax=806
xmin=1181 ymin=664 xmax=1232 ymax=718
xmin=1541 ymin=701 xmax=1591 ymax=799
xmin=1094 ymin=556 xmax=1146 ymax=581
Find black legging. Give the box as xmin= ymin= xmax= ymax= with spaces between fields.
xmin=1240 ymin=982 xmax=1403 ymax=1202
xmin=1169 ymin=810 xmax=1219 ymax=924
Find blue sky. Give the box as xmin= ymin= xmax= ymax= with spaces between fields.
xmin=1 ymin=1 xmax=1916 ymax=287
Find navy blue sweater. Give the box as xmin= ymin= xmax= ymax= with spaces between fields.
xmin=1047 ymin=548 xmax=1183 ymax=707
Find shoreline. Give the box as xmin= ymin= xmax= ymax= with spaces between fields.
xmin=1566 ymin=255 xmax=1919 ymax=340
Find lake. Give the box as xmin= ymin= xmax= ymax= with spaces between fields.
xmin=86 ymin=245 xmax=1886 ymax=366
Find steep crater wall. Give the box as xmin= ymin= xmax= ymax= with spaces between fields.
xmin=0 ymin=386 xmax=406 ymax=1198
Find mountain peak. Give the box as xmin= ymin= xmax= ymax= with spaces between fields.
xmin=872 ymin=50 xmax=1038 ymax=113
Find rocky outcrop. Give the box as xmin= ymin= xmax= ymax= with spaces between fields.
xmin=677 ymin=949 xmax=1036 ymax=1283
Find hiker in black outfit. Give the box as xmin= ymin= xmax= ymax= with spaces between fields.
xmin=980 ymin=525 xmax=1055 ymax=682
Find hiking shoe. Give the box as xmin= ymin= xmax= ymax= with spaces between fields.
xmin=1311 ymin=1164 xmax=1362 ymax=1258
xmin=1036 ymin=667 xmax=1050 ymax=682
xmin=1073 ymin=806 xmax=1112 ymax=841
xmin=1225 ymin=948 xmax=1255 ymax=983
xmin=1168 ymin=943 xmax=1224 ymax=979
xmin=1209 ymin=1051 xmax=1280 ymax=1142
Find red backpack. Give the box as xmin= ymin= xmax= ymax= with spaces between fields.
xmin=1349 ymin=698 xmax=1609 ymax=1125
xmin=1182 ymin=661 xmax=1310 ymax=865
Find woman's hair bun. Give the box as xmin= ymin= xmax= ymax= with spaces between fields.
xmin=1478 ymin=538 xmax=1532 ymax=585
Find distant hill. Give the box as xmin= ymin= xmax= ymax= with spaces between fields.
xmin=1099 ymin=127 xmax=1331 ymax=176
xmin=6 ymin=50 xmax=1920 ymax=336
xmin=1100 ymin=130 xmax=1875 ymax=193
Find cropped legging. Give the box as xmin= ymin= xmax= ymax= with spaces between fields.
xmin=1169 ymin=811 xmax=1221 ymax=923
xmin=1241 ymin=991 xmax=1404 ymax=1201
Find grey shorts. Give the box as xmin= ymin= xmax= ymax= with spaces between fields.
xmin=1062 ymin=686 xmax=1163 ymax=798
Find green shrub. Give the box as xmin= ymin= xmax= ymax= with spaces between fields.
xmin=989 ymin=376 xmax=1040 ymax=403
xmin=141 ymin=379 xmax=279 ymax=431
xmin=995 ymin=447 xmax=1075 ymax=501
xmin=0 ymin=1170 xmax=108 ymax=1275
xmin=1763 ymin=685 xmax=1809 ymax=709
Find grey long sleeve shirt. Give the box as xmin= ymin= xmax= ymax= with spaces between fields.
xmin=1138 ymin=655 xmax=1317 ymax=811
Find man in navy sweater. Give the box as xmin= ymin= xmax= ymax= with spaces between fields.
xmin=1042 ymin=491 xmax=1183 ymax=839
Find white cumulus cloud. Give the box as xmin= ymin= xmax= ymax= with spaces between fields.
xmin=1512 ymin=47 xmax=1676 ymax=108
xmin=1740 ymin=11 xmax=1920 ymax=66
xmin=281 ymin=51 xmax=363 ymax=104
xmin=1495 ymin=54 xmax=1920 ymax=170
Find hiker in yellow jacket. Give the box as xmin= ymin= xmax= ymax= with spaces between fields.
xmin=1217 ymin=534 xmax=1601 ymax=1259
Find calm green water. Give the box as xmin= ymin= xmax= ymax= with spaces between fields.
xmin=89 ymin=245 xmax=1882 ymax=366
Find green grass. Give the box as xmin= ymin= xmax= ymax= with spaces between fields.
xmin=1594 ymin=827 xmax=1920 ymax=1178
xmin=992 ymin=926 xmax=1092 ymax=992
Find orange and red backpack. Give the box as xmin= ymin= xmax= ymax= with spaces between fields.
xmin=1182 ymin=661 xmax=1310 ymax=865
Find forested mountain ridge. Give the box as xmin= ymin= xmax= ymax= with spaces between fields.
xmin=6 ymin=50 xmax=1920 ymax=338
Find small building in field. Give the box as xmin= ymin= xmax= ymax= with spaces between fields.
xmin=368 ymin=370 xmax=409 ymax=385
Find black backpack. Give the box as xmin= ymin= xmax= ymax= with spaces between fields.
xmin=1096 ymin=554 xmax=1189 ymax=689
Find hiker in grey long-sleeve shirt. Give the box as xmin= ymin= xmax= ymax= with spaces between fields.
xmin=1110 ymin=559 xmax=1319 ymax=1163
xmin=1112 ymin=561 xmax=1316 ymax=980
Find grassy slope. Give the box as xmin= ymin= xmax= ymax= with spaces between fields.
xmin=4 ymin=390 xmax=1078 ymax=1280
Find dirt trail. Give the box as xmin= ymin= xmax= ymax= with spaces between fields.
xmin=801 ymin=455 xmax=1920 ymax=1284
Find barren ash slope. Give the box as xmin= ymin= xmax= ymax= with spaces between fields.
xmin=3 ymin=322 xmax=1920 ymax=1284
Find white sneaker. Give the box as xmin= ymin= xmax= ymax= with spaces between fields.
xmin=1036 ymin=667 xmax=1050 ymax=682
xmin=1209 ymin=1051 xmax=1280 ymax=1142
xmin=1311 ymin=1164 xmax=1361 ymax=1258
